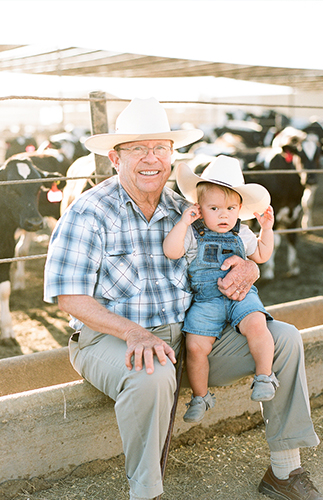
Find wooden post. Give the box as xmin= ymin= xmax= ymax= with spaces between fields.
xmin=89 ymin=90 xmax=114 ymax=181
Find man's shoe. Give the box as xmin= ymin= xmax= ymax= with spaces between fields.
xmin=183 ymin=391 xmax=216 ymax=423
xmin=259 ymin=465 xmax=323 ymax=499
xmin=251 ymin=372 xmax=279 ymax=402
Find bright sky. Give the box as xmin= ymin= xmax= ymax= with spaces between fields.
xmin=0 ymin=0 xmax=321 ymax=100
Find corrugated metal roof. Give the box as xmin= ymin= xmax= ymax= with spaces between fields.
xmin=0 ymin=45 xmax=323 ymax=91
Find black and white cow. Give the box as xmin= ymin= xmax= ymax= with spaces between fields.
xmin=59 ymin=153 xmax=96 ymax=215
xmin=10 ymin=150 xmax=69 ymax=291
xmin=0 ymin=157 xmax=51 ymax=345
xmin=300 ymin=121 xmax=323 ymax=228
xmin=5 ymin=134 xmax=38 ymax=160
xmin=176 ymin=126 xmax=318 ymax=281
xmin=37 ymin=129 xmax=90 ymax=164
xmin=244 ymin=126 xmax=317 ymax=279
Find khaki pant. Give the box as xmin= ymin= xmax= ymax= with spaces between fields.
xmin=69 ymin=320 xmax=319 ymax=499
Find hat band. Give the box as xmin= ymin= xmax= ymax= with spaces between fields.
xmin=197 ymin=178 xmax=234 ymax=188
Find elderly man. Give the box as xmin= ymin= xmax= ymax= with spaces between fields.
xmin=44 ymin=98 xmax=321 ymax=500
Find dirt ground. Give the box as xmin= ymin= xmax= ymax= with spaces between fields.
xmin=1 ymin=178 xmax=323 ymax=499
xmin=2 ymin=399 xmax=321 ymax=500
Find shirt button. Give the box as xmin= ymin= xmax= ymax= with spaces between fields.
xmin=161 ymin=308 xmax=165 ymax=312
xmin=150 ymin=254 xmax=153 ymax=258
xmin=155 ymin=281 xmax=159 ymax=285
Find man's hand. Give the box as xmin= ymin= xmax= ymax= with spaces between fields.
xmin=58 ymin=294 xmax=176 ymax=375
xmin=124 ymin=328 xmax=177 ymax=375
xmin=217 ymin=255 xmax=259 ymax=301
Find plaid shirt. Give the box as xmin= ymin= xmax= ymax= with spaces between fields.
xmin=44 ymin=176 xmax=193 ymax=329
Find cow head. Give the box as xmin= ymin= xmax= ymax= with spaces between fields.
xmin=272 ymin=127 xmax=307 ymax=152
xmin=0 ymin=158 xmax=44 ymax=231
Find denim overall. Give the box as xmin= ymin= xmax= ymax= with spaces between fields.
xmin=183 ymin=219 xmax=272 ymax=338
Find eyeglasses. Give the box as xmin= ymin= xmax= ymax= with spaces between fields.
xmin=117 ymin=145 xmax=172 ymax=158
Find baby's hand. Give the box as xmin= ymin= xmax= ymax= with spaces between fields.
xmin=181 ymin=204 xmax=201 ymax=226
xmin=254 ymin=205 xmax=274 ymax=230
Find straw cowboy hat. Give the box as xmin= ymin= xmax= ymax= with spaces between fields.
xmin=176 ymin=155 xmax=271 ymax=221
xmin=85 ymin=97 xmax=204 ymax=156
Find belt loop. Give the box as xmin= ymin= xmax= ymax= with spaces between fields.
xmin=71 ymin=331 xmax=80 ymax=342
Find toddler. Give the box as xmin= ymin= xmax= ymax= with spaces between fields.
xmin=163 ymin=155 xmax=279 ymax=423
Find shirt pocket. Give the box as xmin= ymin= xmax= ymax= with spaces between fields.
xmin=164 ymin=256 xmax=189 ymax=290
xmin=101 ymin=250 xmax=142 ymax=301
xmin=202 ymin=243 xmax=235 ymax=265
xmin=202 ymin=243 xmax=222 ymax=265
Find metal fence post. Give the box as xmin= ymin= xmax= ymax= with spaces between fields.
xmin=89 ymin=91 xmax=114 ymax=181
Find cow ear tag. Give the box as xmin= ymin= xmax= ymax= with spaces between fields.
xmin=47 ymin=183 xmax=63 ymax=202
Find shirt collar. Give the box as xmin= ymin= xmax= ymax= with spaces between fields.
xmin=159 ymin=188 xmax=183 ymax=217
xmin=118 ymin=181 xmax=133 ymax=207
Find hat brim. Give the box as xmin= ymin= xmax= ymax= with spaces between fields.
xmin=176 ymin=162 xmax=271 ymax=221
xmin=84 ymin=129 xmax=204 ymax=156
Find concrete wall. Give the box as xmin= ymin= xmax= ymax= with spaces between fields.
xmin=0 ymin=329 xmax=322 ymax=489
xmin=0 ymin=381 xmax=119 ymax=482
xmin=0 ymin=297 xmax=323 ymax=492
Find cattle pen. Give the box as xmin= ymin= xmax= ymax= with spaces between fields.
xmin=1 ymin=92 xmax=323 ymax=258
xmin=0 ymin=93 xmax=323 ymax=500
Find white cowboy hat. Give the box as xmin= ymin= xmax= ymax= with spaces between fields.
xmin=176 ymin=155 xmax=271 ymax=221
xmin=84 ymin=97 xmax=204 ymax=156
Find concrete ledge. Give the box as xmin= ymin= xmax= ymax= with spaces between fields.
xmin=1 ymin=296 xmax=323 ymax=398
xmin=266 ymin=295 xmax=323 ymax=330
xmin=0 ymin=347 xmax=81 ymax=397
xmin=0 ymin=297 xmax=323 ymax=489
xmin=301 ymin=324 xmax=323 ymax=343
xmin=0 ymin=325 xmax=322 ymax=487
xmin=0 ymin=347 xmax=81 ymax=396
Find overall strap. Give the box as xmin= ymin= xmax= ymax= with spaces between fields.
xmin=192 ymin=219 xmax=206 ymax=236
xmin=231 ymin=218 xmax=241 ymax=235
